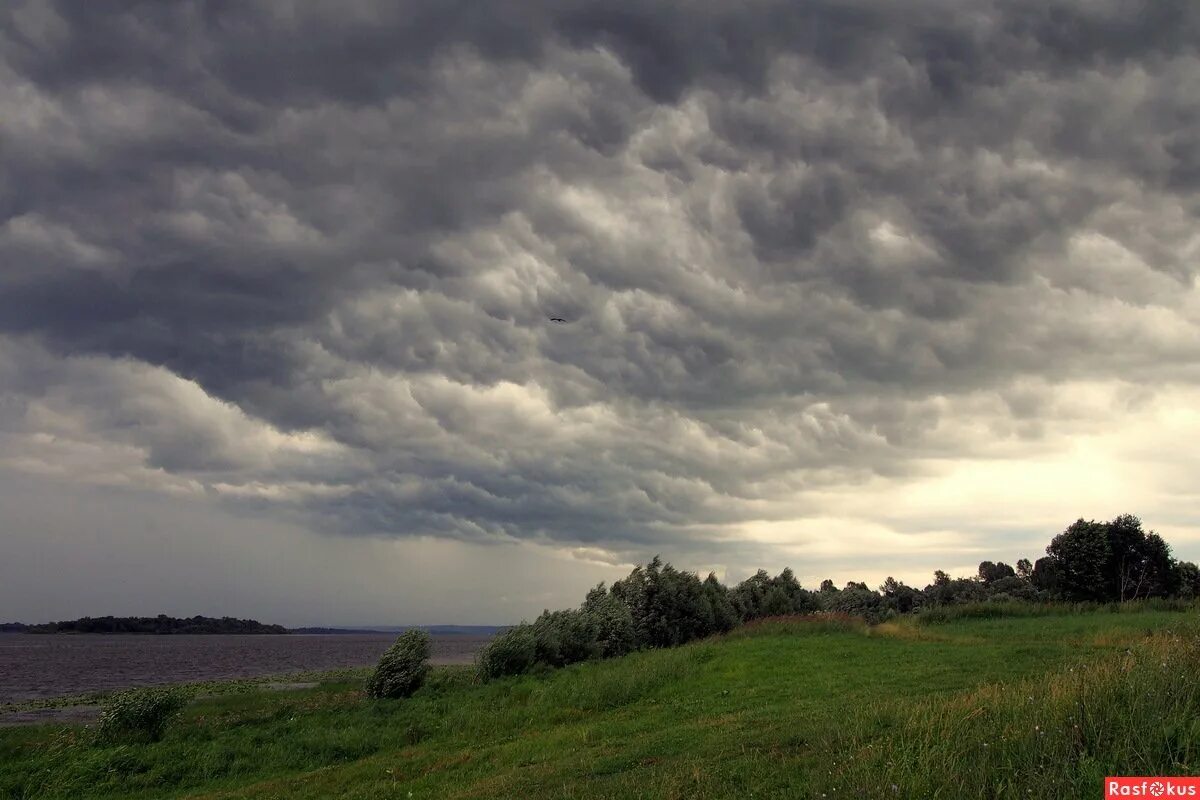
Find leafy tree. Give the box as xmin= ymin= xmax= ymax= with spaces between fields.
xmin=1044 ymin=515 xmax=1176 ymax=602
xmin=822 ymin=584 xmax=887 ymax=622
xmin=730 ymin=569 xmax=773 ymax=620
xmin=1174 ymin=562 xmax=1200 ymax=600
xmin=703 ymin=573 xmax=740 ymax=633
xmin=582 ymin=584 xmax=638 ymax=657
xmin=731 ymin=568 xmax=818 ymax=621
xmin=1031 ymin=556 xmax=1061 ymax=594
xmin=1016 ymin=558 xmax=1033 ymax=580
xmin=977 ymin=561 xmax=1016 ymax=584
xmin=610 ymin=556 xmax=716 ymax=648
xmin=881 ymin=577 xmax=924 ymax=613
xmin=983 ymin=575 xmax=1038 ymax=601
xmin=923 ymin=573 xmax=987 ymax=606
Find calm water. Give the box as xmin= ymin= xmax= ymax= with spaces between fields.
xmin=0 ymin=633 xmax=491 ymax=705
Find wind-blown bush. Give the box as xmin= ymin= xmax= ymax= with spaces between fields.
xmin=471 ymin=515 xmax=1197 ymax=683
xmin=582 ymin=586 xmax=638 ymax=658
xmin=476 ymin=623 xmax=538 ymax=680
xmin=611 ymin=557 xmax=720 ymax=648
xmin=731 ymin=568 xmax=818 ymax=621
xmin=703 ymin=572 xmax=741 ymax=633
xmin=821 ymin=584 xmax=891 ymax=623
xmin=532 ymin=608 xmax=603 ymax=667
xmin=97 ymin=686 xmax=190 ymax=743
xmin=984 ymin=574 xmax=1039 ymax=601
xmin=365 ymin=629 xmax=431 ymax=699
xmin=923 ymin=573 xmax=988 ymax=606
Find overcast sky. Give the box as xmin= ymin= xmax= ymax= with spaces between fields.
xmin=2 ymin=1 xmax=1198 ymax=626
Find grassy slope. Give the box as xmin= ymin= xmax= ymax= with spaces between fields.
xmin=1 ymin=608 xmax=1196 ymax=800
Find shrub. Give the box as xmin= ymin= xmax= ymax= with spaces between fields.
xmin=732 ymin=568 xmax=819 ymax=622
xmin=476 ymin=624 xmax=537 ymax=680
xmin=821 ymin=585 xmax=890 ymax=623
xmin=583 ymin=588 xmax=639 ymax=658
xmin=365 ymin=629 xmax=431 ymax=699
xmin=97 ymin=686 xmax=190 ymax=743
xmin=532 ymin=608 xmax=603 ymax=667
xmin=610 ymin=557 xmax=720 ymax=648
xmin=984 ymin=574 xmax=1039 ymax=601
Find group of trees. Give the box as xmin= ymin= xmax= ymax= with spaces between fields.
xmin=0 ymin=615 xmax=289 ymax=635
xmin=475 ymin=514 xmax=1200 ymax=680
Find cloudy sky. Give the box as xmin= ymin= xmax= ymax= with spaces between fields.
xmin=2 ymin=1 xmax=1198 ymax=626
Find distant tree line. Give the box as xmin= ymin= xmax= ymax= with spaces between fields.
xmin=476 ymin=514 xmax=1200 ymax=679
xmin=0 ymin=615 xmax=288 ymax=635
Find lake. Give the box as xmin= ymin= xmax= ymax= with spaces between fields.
xmin=0 ymin=632 xmax=492 ymax=705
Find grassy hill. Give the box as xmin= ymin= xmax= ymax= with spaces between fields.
xmin=2 ymin=605 xmax=1196 ymax=799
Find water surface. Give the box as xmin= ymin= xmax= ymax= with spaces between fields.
xmin=0 ymin=632 xmax=490 ymax=705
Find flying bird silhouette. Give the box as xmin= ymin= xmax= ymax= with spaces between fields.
xmin=549 ymin=317 xmax=567 ymax=323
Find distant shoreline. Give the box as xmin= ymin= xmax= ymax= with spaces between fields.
xmin=1 ymin=618 xmax=508 ymax=636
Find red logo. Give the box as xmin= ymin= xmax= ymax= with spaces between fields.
xmin=1106 ymin=778 xmax=1200 ymax=798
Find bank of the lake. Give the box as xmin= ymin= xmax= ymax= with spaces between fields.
xmin=1 ymin=605 xmax=1196 ymax=799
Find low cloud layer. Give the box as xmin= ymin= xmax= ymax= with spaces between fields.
xmin=2 ymin=1 xmax=1199 ymax=621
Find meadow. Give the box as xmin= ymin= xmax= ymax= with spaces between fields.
xmin=1 ymin=604 xmax=1196 ymax=799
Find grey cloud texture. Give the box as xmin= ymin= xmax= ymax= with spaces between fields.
xmin=2 ymin=0 xmax=1199 ymax=576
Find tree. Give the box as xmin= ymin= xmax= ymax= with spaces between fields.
xmin=881 ymin=577 xmax=923 ymax=613
xmin=822 ymin=583 xmax=887 ymax=622
xmin=1044 ymin=515 xmax=1177 ymax=602
xmin=977 ymin=561 xmax=1016 ymax=584
xmin=703 ymin=573 xmax=740 ymax=633
xmin=610 ymin=556 xmax=719 ymax=648
xmin=1174 ymin=562 xmax=1200 ymax=600
xmin=1031 ymin=556 xmax=1060 ymax=594
xmin=583 ymin=583 xmax=638 ymax=657
xmin=1016 ymin=558 xmax=1033 ymax=580
xmin=984 ymin=575 xmax=1038 ymax=601
xmin=731 ymin=568 xmax=817 ymax=621
xmin=923 ymin=574 xmax=986 ymax=606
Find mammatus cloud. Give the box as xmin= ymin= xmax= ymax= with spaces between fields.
xmin=1 ymin=1 xmax=1198 ymax=620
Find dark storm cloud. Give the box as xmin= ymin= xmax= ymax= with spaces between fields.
xmin=2 ymin=0 xmax=1199 ymax=558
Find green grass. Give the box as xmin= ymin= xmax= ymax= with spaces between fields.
xmin=1 ymin=607 xmax=1196 ymax=799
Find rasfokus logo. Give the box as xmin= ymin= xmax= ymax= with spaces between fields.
xmin=1106 ymin=777 xmax=1200 ymax=798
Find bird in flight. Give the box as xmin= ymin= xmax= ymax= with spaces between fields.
xmin=549 ymin=317 xmax=567 ymax=323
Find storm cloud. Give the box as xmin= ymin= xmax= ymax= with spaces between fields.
xmin=2 ymin=1 xmax=1199 ymax=620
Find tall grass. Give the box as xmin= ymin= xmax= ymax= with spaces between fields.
xmin=726 ymin=612 xmax=869 ymax=639
xmin=814 ymin=627 xmax=1200 ymax=798
xmin=915 ymin=598 xmax=1199 ymax=625
xmin=538 ymin=643 xmax=717 ymax=711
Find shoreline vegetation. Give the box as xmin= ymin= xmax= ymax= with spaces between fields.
xmin=3 ymin=514 xmax=1198 ymax=797
xmin=469 ymin=513 xmax=1199 ymax=681
xmin=1 ymin=602 xmax=1196 ymax=798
